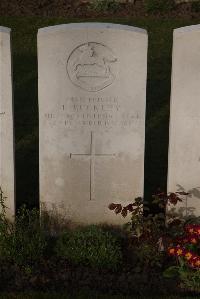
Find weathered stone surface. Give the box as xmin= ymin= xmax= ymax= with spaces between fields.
xmin=38 ymin=23 xmax=147 ymax=225
xmin=168 ymin=25 xmax=200 ymax=218
xmin=0 ymin=27 xmax=15 ymax=220
xmin=175 ymin=0 xmax=198 ymax=4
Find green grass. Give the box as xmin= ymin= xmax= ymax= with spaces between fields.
xmin=0 ymin=16 xmax=198 ymax=208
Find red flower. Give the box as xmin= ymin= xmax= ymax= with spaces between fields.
xmin=168 ymin=246 xmax=185 ymax=257
xmin=185 ymin=224 xmax=194 ymax=234
xmin=194 ymin=258 xmax=200 ymax=267
xmin=168 ymin=223 xmax=200 ymax=268
xmin=188 ymin=255 xmax=200 ymax=268
xmin=176 ymin=248 xmax=184 ymax=256
xmin=185 ymin=224 xmax=200 ymax=236
xmin=168 ymin=247 xmax=176 ymax=256
xmin=185 ymin=251 xmax=193 ymax=261
xmin=189 ymin=235 xmax=198 ymax=244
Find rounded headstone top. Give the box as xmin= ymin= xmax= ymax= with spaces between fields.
xmin=0 ymin=26 xmax=11 ymax=33
xmin=38 ymin=23 xmax=147 ymax=35
xmin=174 ymin=24 xmax=200 ymax=35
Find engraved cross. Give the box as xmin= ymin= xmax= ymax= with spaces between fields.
xmin=70 ymin=131 xmax=115 ymax=201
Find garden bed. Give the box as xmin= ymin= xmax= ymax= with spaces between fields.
xmin=0 ymin=0 xmax=200 ymax=19
xmin=0 ymin=293 xmax=197 ymax=299
xmin=0 ymin=191 xmax=199 ymax=296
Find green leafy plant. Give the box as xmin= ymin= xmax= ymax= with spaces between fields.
xmin=11 ymin=205 xmax=47 ymax=266
xmin=108 ymin=192 xmax=186 ymax=273
xmin=0 ymin=195 xmax=46 ymax=267
xmin=40 ymin=202 xmax=72 ymax=235
xmin=191 ymin=0 xmax=200 ymax=12
xmin=109 ymin=192 xmax=183 ymax=239
xmin=164 ymin=258 xmax=200 ymax=293
xmin=0 ymin=188 xmax=13 ymax=259
xmin=55 ymin=224 xmax=123 ymax=269
xmin=144 ymin=0 xmax=174 ymax=13
xmin=164 ymin=223 xmax=200 ymax=292
xmin=90 ymin=0 xmax=121 ymax=12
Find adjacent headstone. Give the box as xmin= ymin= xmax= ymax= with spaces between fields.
xmin=175 ymin=0 xmax=198 ymax=4
xmin=38 ymin=23 xmax=147 ymax=225
xmin=0 ymin=27 xmax=15 ymax=220
xmin=168 ymin=25 xmax=200 ymax=218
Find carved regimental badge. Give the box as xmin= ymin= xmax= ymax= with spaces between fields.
xmin=67 ymin=42 xmax=118 ymax=92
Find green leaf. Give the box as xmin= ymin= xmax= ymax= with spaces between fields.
xmin=163 ymin=266 xmax=180 ymax=278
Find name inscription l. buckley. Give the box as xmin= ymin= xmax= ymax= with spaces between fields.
xmin=45 ymin=96 xmax=141 ymax=131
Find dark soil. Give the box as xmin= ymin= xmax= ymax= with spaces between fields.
xmin=0 ymin=258 xmax=175 ymax=296
xmin=0 ymin=0 xmax=199 ymax=19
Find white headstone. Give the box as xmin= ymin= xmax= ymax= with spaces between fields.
xmin=0 ymin=27 xmax=15 ymax=220
xmin=168 ymin=25 xmax=200 ymax=218
xmin=38 ymin=23 xmax=147 ymax=225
